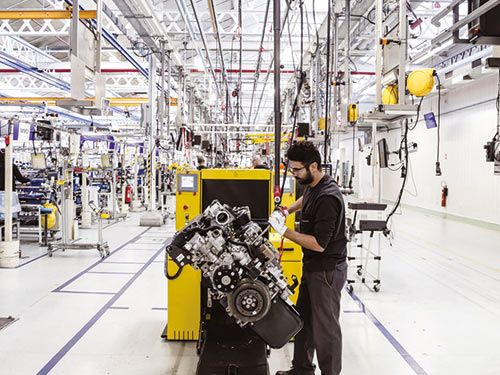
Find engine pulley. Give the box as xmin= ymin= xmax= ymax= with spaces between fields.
xmin=212 ymin=266 xmax=240 ymax=293
xmin=227 ymin=279 xmax=271 ymax=323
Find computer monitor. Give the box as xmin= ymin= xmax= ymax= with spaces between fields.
xmin=377 ymin=138 xmax=389 ymax=168
xmin=101 ymin=154 xmax=111 ymax=168
xmin=193 ymin=134 xmax=202 ymax=146
xmin=297 ymin=123 xmax=310 ymax=137
xmin=35 ymin=121 xmax=54 ymax=141
xmin=31 ymin=154 xmax=47 ymax=170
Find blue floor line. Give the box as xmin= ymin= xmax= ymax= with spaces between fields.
xmin=87 ymin=271 xmax=137 ymax=275
xmin=348 ymin=290 xmax=428 ymax=375
xmin=37 ymin=245 xmax=166 ymax=375
xmin=51 ymin=227 xmax=151 ymax=292
xmin=55 ymin=290 xmax=116 ymax=295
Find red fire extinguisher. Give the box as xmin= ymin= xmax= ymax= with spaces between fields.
xmin=441 ymin=183 xmax=448 ymax=207
xmin=125 ymin=185 xmax=132 ymax=204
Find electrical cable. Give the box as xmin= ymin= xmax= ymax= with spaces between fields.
xmin=287 ymin=13 xmax=297 ymax=71
xmin=278 ymin=0 xmax=305 ymax=204
xmin=324 ymin=0 xmax=332 ymax=163
xmin=247 ymin=0 xmax=271 ymax=124
xmin=352 ymin=14 xmax=375 ymax=25
xmin=435 ymin=73 xmax=442 ymax=176
xmin=252 ymin=6 xmax=291 ymax=125
xmin=207 ymin=0 xmax=230 ymax=119
xmin=408 ymin=96 xmax=424 ymax=131
xmin=404 ymin=156 xmax=418 ymax=197
xmin=496 ymin=70 xmax=500 ymax=138
xmin=385 ymin=119 xmax=410 ymax=227
xmin=311 ymin=0 xmax=320 ymax=55
xmin=166 ymin=264 xmax=184 ymax=280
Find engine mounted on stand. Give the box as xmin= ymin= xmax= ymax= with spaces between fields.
xmin=165 ymin=200 xmax=302 ymax=374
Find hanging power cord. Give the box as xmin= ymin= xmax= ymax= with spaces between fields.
xmin=351 ymin=14 xmax=375 ymax=25
xmin=166 ymin=264 xmax=184 ymax=280
xmin=310 ymin=0 xmax=320 ymax=55
xmin=252 ymin=6 xmax=292 ymax=124
xmin=247 ymin=0 xmax=271 ymax=124
xmin=434 ymin=72 xmax=442 ymax=176
xmin=277 ymin=0 xmax=306 ymax=206
xmin=383 ymin=91 xmax=426 ymax=231
xmin=385 ymin=119 xmax=410 ymax=230
xmin=324 ymin=0 xmax=332 ymax=163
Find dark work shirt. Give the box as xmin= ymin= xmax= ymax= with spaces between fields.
xmin=300 ymin=173 xmax=347 ymax=271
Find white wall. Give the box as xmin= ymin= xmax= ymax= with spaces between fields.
xmin=379 ymin=74 xmax=500 ymax=225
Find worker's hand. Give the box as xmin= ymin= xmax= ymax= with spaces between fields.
xmin=269 ymin=210 xmax=287 ymax=236
xmin=279 ymin=207 xmax=290 ymax=217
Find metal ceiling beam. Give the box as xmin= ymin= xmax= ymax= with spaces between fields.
xmin=0 ymin=9 xmax=97 ymax=19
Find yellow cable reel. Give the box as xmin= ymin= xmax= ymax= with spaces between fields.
xmin=407 ymin=68 xmax=435 ymax=97
xmin=348 ymin=104 xmax=359 ymax=123
xmin=41 ymin=203 xmax=57 ymax=230
xmin=382 ymin=84 xmax=399 ymax=105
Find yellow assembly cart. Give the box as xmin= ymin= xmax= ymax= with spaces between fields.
xmin=164 ymin=168 xmax=302 ymax=341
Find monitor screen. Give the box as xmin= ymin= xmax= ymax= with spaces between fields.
xmin=178 ymin=174 xmax=198 ymax=192
xmin=377 ymin=138 xmax=389 ymax=168
xmin=193 ymin=134 xmax=202 ymax=146
xmin=201 ymin=140 xmax=210 ymax=150
xmin=31 ymin=154 xmax=47 ymax=170
xmin=297 ymin=122 xmax=310 ymax=137
xmin=202 ymin=179 xmax=270 ymax=221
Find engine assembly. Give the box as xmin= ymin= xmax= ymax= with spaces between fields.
xmin=165 ymin=200 xmax=302 ymax=348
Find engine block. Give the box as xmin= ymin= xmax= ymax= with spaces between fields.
xmin=165 ymin=200 xmax=302 ymax=348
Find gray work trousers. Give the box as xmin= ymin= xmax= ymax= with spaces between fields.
xmin=292 ymin=260 xmax=348 ymax=375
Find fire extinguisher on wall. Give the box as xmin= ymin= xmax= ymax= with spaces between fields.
xmin=125 ymin=185 xmax=132 ymax=204
xmin=441 ymin=182 xmax=448 ymax=207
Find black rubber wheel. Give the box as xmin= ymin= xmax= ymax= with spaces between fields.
xmin=373 ymin=285 xmax=380 ymax=292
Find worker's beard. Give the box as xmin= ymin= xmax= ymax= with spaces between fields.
xmin=295 ymin=168 xmax=314 ymax=185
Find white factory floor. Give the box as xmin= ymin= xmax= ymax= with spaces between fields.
xmin=0 ymin=206 xmax=499 ymax=375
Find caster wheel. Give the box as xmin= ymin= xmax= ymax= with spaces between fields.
xmin=373 ymin=285 xmax=380 ymax=292
xmin=356 ymin=269 xmax=362 ymax=276
xmin=346 ymin=284 xmax=354 ymax=294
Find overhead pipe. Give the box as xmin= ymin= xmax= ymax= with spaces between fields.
xmin=189 ymin=68 xmax=296 ymax=74
xmin=0 ymin=68 xmax=145 ymax=73
xmin=0 ymin=53 xmax=70 ymax=91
